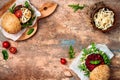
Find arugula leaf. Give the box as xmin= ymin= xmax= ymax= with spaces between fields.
xmin=90 ymin=60 xmax=100 ymax=65
xmin=2 ymin=50 xmax=8 ymax=60
xmin=69 ymin=45 xmax=75 ymax=59
xmin=99 ymin=52 xmax=110 ymax=65
xmin=79 ymin=64 xmax=86 ymax=71
xmin=25 ymin=1 xmax=30 ymax=8
xmin=68 ymin=4 xmax=85 ymax=12
xmin=9 ymin=4 xmax=16 ymax=13
xmin=84 ymin=71 xmax=90 ymax=77
xmin=91 ymin=42 xmax=96 ymax=48
xmin=80 ymin=56 xmax=85 ymax=62
xmin=82 ymin=48 xmax=89 ymax=56
xmin=79 ymin=64 xmax=90 ymax=76
xmin=27 ymin=28 xmax=34 ymax=35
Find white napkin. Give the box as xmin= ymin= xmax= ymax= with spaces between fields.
xmin=0 ymin=0 xmax=41 ymax=41
xmin=69 ymin=44 xmax=114 ymax=80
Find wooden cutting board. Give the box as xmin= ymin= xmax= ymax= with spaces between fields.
xmin=0 ymin=0 xmax=58 ymax=41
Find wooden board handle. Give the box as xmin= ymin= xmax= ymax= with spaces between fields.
xmin=39 ymin=2 xmax=58 ymax=19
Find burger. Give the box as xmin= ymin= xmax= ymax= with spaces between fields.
xmin=79 ymin=43 xmax=111 ymax=80
xmin=1 ymin=1 xmax=36 ymax=34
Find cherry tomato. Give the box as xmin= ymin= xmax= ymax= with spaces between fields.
xmin=9 ymin=47 xmax=17 ymax=54
xmin=14 ymin=10 xmax=22 ymax=18
xmin=2 ymin=41 xmax=10 ymax=49
xmin=60 ymin=58 xmax=67 ymax=65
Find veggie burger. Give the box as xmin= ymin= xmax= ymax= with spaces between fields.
xmin=79 ymin=43 xmax=111 ymax=80
xmin=1 ymin=1 xmax=36 ymax=34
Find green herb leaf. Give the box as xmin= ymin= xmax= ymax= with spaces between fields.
xmin=79 ymin=64 xmax=86 ymax=71
xmin=84 ymin=71 xmax=90 ymax=77
xmin=91 ymin=42 xmax=95 ymax=48
xmin=90 ymin=60 xmax=100 ymax=65
xmin=82 ymin=48 xmax=89 ymax=56
xmin=27 ymin=28 xmax=34 ymax=35
xmin=24 ymin=1 xmax=34 ymax=15
xmin=69 ymin=45 xmax=75 ymax=59
xmin=68 ymin=4 xmax=85 ymax=12
xmin=78 ymin=64 xmax=90 ymax=76
xmin=100 ymin=52 xmax=110 ymax=65
xmin=2 ymin=50 xmax=8 ymax=60
xmin=25 ymin=1 xmax=30 ymax=8
xmin=9 ymin=4 xmax=16 ymax=13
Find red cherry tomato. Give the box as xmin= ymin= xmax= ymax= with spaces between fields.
xmin=9 ymin=47 xmax=17 ymax=54
xmin=2 ymin=41 xmax=10 ymax=49
xmin=14 ymin=10 xmax=22 ymax=18
xmin=60 ymin=58 xmax=67 ymax=65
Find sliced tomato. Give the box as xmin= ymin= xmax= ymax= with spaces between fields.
xmin=14 ymin=10 xmax=22 ymax=18
xmin=9 ymin=47 xmax=17 ymax=54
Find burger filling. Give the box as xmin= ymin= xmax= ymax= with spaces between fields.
xmin=20 ymin=7 xmax=32 ymax=23
xmin=85 ymin=54 xmax=104 ymax=71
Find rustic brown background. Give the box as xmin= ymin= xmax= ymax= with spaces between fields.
xmin=0 ymin=0 xmax=120 ymax=80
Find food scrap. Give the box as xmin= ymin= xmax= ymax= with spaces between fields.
xmin=63 ymin=70 xmax=72 ymax=77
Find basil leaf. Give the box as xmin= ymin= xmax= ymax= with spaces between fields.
xmin=9 ymin=4 xmax=16 ymax=13
xmin=90 ymin=60 xmax=100 ymax=65
xmin=27 ymin=28 xmax=34 ymax=35
xmin=25 ymin=1 xmax=30 ymax=8
xmin=2 ymin=50 xmax=8 ymax=60
xmin=24 ymin=1 xmax=35 ymax=15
